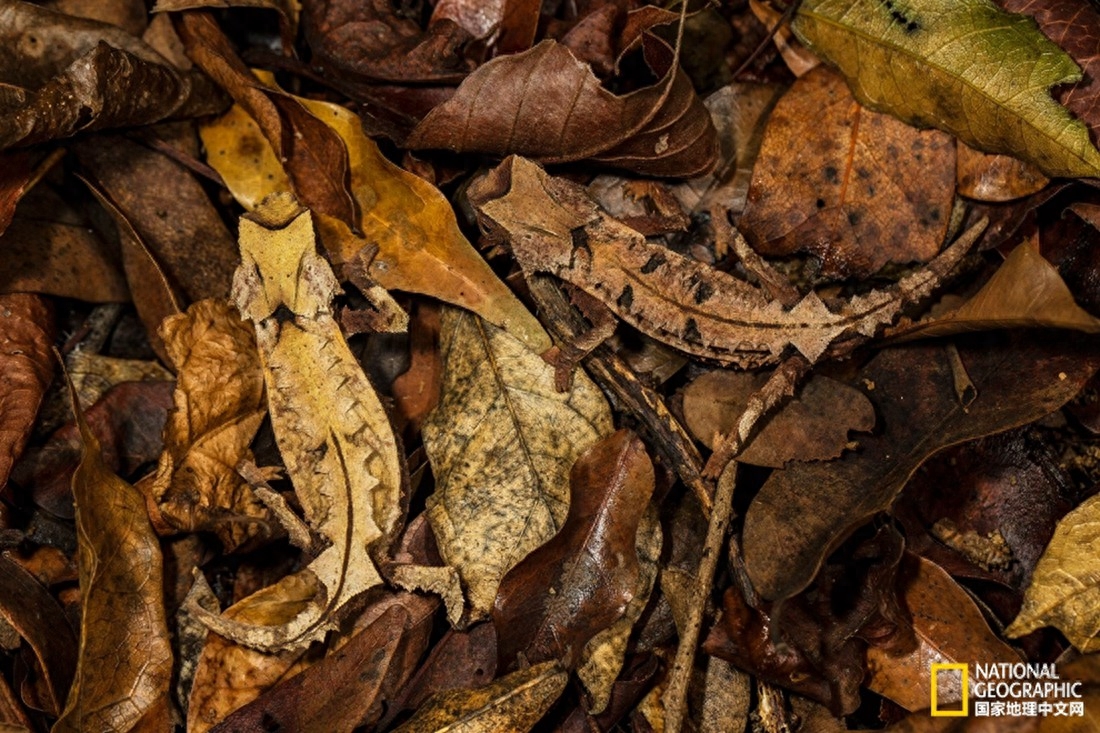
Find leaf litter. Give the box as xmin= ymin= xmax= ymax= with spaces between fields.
xmin=3 ymin=1 xmax=1100 ymax=731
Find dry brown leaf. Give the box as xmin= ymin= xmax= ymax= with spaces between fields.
xmin=54 ymin=375 xmax=173 ymax=733
xmin=190 ymin=193 xmax=404 ymax=651
xmin=175 ymin=10 xmax=358 ymax=231
xmin=423 ymin=306 xmax=614 ymax=619
xmin=406 ymin=35 xmax=718 ymax=178
xmin=200 ymin=98 xmax=550 ymax=352
xmin=741 ymin=67 xmax=956 ymax=279
xmin=391 ymin=660 xmax=568 ymax=733
xmin=147 ymin=298 xmax=269 ymax=552
xmin=185 ymin=573 xmax=319 ymax=733
xmin=867 ymin=554 xmax=1021 ymax=712
xmin=0 ymin=150 xmax=60 ymax=237
xmin=1006 ymin=493 xmax=1100 ymax=652
xmin=956 ymin=143 xmax=1050 ymax=202
xmin=893 ymin=235 xmax=1100 ymax=340
xmin=681 ymin=370 xmax=874 ymax=468
xmin=0 ymin=293 xmax=53 ymax=490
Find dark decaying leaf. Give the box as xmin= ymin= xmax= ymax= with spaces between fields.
xmin=209 ymin=593 xmax=436 ymax=733
xmin=0 ymin=150 xmax=60 ymax=237
xmin=0 ymin=293 xmax=53 ymax=491
xmin=175 ymin=10 xmax=359 ymax=231
xmin=407 ymin=35 xmax=718 ymax=177
xmin=0 ymin=40 xmax=227 ymax=152
xmin=742 ymin=334 xmax=1100 ymax=603
xmin=492 ymin=429 xmax=655 ymax=671
xmin=54 ymin=378 xmax=173 ymax=733
xmin=303 ymin=0 xmax=473 ymax=84
xmin=12 ymin=380 xmax=174 ymax=520
xmin=0 ymin=554 xmax=76 ymax=716
xmin=705 ymin=524 xmax=911 ymax=716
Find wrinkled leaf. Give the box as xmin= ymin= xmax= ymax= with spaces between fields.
xmin=55 ymin=376 xmax=173 ymax=733
xmin=392 ymin=660 xmax=567 ymax=733
xmin=0 ymin=39 xmax=226 ymax=151
xmin=209 ymin=593 xmax=436 ymax=733
xmin=190 ymin=194 xmax=404 ymax=651
xmin=741 ymin=66 xmax=955 ymax=278
xmin=0 ymin=293 xmax=53 ymax=490
xmin=791 ymin=0 xmax=1100 ymax=178
xmin=423 ymin=306 xmax=613 ymax=619
xmin=681 ymin=370 xmax=875 ymax=468
xmin=176 ymin=10 xmax=358 ymax=231
xmin=867 ymin=554 xmax=1021 ymax=711
xmin=147 ymin=298 xmax=269 ymax=551
xmin=743 ymin=335 xmax=1100 ymax=602
xmin=407 ymin=36 xmax=718 ymax=177
xmin=493 ymin=430 xmax=655 ymax=670
xmin=1006 ymin=493 xmax=1100 ymax=652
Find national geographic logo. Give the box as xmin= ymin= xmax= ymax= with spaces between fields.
xmin=930 ymin=664 xmax=968 ymax=717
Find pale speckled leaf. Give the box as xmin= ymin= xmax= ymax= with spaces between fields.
xmin=423 ymin=307 xmax=613 ymax=620
xmin=792 ymin=0 xmax=1100 ymax=178
xmin=1006 ymin=494 xmax=1100 ymax=652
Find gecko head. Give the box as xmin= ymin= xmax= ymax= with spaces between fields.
xmin=232 ymin=192 xmax=341 ymax=322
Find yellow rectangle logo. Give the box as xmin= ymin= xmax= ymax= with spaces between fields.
xmin=931 ymin=663 xmax=969 ymax=716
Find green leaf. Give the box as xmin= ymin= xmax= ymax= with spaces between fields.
xmin=792 ymin=0 xmax=1100 ymax=178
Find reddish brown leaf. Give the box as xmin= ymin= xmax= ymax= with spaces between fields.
xmin=175 ymin=10 xmax=359 ymax=231
xmin=742 ymin=335 xmax=1100 ymax=603
xmin=303 ymin=0 xmax=474 ymax=83
xmin=866 ymin=554 xmax=1021 ymax=712
xmin=492 ymin=429 xmax=655 ymax=670
xmin=209 ymin=593 xmax=436 ymax=733
xmin=407 ymin=35 xmax=718 ymax=177
xmin=0 ymin=554 xmax=76 ymax=716
xmin=741 ymin=67 xmax=956 ymax=278
xmin=0 ymin=150 xmax=61 ymax=237
xmin=956 ymin=143 xmax=1049 ymax=202
xmin=0 ymin=293 xmax=54 ymax=491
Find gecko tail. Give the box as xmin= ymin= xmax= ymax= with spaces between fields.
xmin=185 ymin=568 xmax=331 ymax=653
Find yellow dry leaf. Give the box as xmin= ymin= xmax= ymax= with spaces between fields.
xmin=55 ymin=379 xmax=173 ymax=733
xmin=391 ymin=661 xmax=567 ymax=733
xmin=189 ymin=193 xmax=404 ymax=651
xmin=423 ymin=306 xmax=613 ymax=619
xmin=1006 ymin=494 xmax=1100 ymax=652
xmin=199 ymin=98 xmax=549 ymax=352
xmin=146 ymin=298 xmax=269 ymax=551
